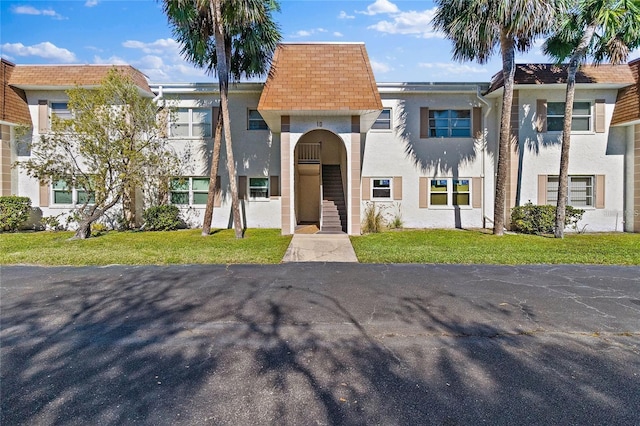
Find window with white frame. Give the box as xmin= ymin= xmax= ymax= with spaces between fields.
xmin=546 ymin=176 xmax=593 ymax=207
xmin=372 ymin=178 xmax=392 ymax=199
xmin=372 ymin=108 xmax=392 ymax=130
xmin=170 ymin=108 xmax=212 ymax=138
xmin=248 ymin=109 xmax=268 ymax=130
xmin=249 ymin=177 xmax=269 ymax=199
xmin=170 ymin=177 xmax=210 ymax=205
xmin=429 ymin=178 xmax=471 ymax=206
xmin=429 ymin=110 xmax=471 ymax=137
xmin=547 ymin=102 xmax=591 ymax=132
xmin=52 ymin=179 xmax=95 ymax=205
xmin=51 ymin=102 xmax=72 ymax=120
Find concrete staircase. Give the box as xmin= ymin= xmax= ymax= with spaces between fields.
xmin=320 ymin=165 xmax=347 ymax=233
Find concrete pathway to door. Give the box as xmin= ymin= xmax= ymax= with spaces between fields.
xmin=282 ymin=233 xmax=358 ymax=262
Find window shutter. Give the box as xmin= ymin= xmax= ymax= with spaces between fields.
xmin=472 ymin=177 xmax=482 ymax=208
xmin=238 ymin=176 xmax=247 ymax=200
xmin=393 ymin=177 xmax=402 ymax=200
xmin=270 ymin=175 xmax=280 ymax=198
xmin=536 ymin=99 xmax=547 ymax=133
xmin=38 ymin=100 xmax=49 ymax=133
xmin=361 ymin=177 xmax=370 ymax=201
xmin=595 ymin=99 xmax=605 ymax=133
xmin=419 ymin=177 xmax=428 ymax=208
xmin=420 ymin=107 xmax=429 ymax=138
xmin=538 ymin=175 xmax=547 ymax=204
xmin=472 ymin=107 xmax=482 ymax=139
xmin=158 ymin=107 xmax=169 ymax=138
xmin=214 ymin=176 xmax=222 ymax=207
xmin=595 ymin=175 xmax=605 ymax=209
xmin=39 ymin=181 xmax=49 ymax=207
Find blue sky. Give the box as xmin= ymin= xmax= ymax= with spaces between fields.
xmin=2 ymin=0 xmax=639 ymax=84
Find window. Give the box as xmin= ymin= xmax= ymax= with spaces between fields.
xmin=429 ymin=178 xmax=471 ymax=207
xmin=170 ymin=108 xmax=212 ymax=138
xmin=429 ymin=110 xmax=471 ymax=137
xmin=372 ymin=108 xmax=392 ymax=130
xmin=52 ymin=180 xmax=95 ymax=205
xmin=248 ymin=109 xmax=268 ymax=130
xmin=170 ymin=177 xmax=210 ymax=205
xmin=51 ymin=102 xmax=72 ymax=120
xmin=372 ymin=178 xmax=391 ymax=199
xmin=547 ymin=176 xmax=593 ymax=207
xmin=547 ymin=102 xmax=591 ymax=132
xmin=249 ymin=177 xmax=269 ymax=199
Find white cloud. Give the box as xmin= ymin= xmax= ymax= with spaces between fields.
xmin=291 ymin=28 xmax=328 ymax=38
xmin=122 ymin=38 xmax=181 ymax=55
xmin=370 ymin=59 xmax=392 ymax=74
xmin=1 ymin=42 xmax=76 ymax=62
xmin=93 ymin=55 xmax=128 ymax=65
xmin=333 ymin=32 xmax=344 ymax=38
xmin=359 ymin=0 xmax=399 ymax=16
xmin=338 ymin=11 xmax=355 ymax=19
xmin=368 ymin=8 xmax=441 ymax=39
xmin=11 ymin=5 xmax=64 ymax=19
xmin=419 ymin=62 xmax=487 ymax=75
xmin=85 ymin=0 xmax=99 ymax=7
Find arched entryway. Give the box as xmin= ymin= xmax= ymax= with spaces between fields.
xmin=294 ymin=129 xmax=348 ymax=233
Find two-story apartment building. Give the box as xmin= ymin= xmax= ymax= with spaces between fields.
xmin=2 ymin=42 xmax=639 ymax=234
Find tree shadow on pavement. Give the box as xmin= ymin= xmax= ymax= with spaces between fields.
xmin=1 ymin=264 xmax=639 ymax=425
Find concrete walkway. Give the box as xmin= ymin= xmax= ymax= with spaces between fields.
xmin=281 ymin=233 xmax=358 ymax=262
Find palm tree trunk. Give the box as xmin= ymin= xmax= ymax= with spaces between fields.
xmin=213 ymin=0 xmax=243 ymax=238
xmin=201 ymin=108 xmax=223 ymax=236
xmin=493 ymin=31 xmax=516 ymax=236
xmin=555 ymin=24 xmax=596 ymax=238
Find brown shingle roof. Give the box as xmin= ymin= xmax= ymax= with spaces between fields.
xmin=486 ymin=63 xmax=635 ymax=94
xmin=611 ymin=59 xmax=640 ymax=125
xmin=258 ymin=43 xmax=382 ymax=112
xmin=8 ymin=64 xmax=153 ymax=95
xmin=1 ymin=59 xmax=31 ymax=125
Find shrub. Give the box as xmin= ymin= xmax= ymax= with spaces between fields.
xmin=361 ymin=202 xmax=386 ymax=234
xmin=388 ymin=203 xmax=403 ymax=229
xmin=91 ymin=222 xmax=109 ymax=237
xmin=142 ymin=205 xmax=183 ymax=231
xmin=41 ymin=215 xmax=64 ymax=231
xmin=511 ymin=202 xmax=585 ymax=235
xmin=0 ymin=196 xmax=32 ymax=232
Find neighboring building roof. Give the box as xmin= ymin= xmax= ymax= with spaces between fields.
xmin=611 ymin=59 xmax=640 ymax=126
xmin=258 ymin=43 xmax=383 ymax=112
xmin=1 ymin=59 xmax=31 ymax=125
xmin=485 ymin=63 xmax=635 ymax=94
xmin=8 ymin=64 xmax=153 ymax=96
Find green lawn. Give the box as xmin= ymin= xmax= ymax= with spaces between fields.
xmin=0 ymin=229 xmax=292 ymax=265
xmin=2 ymin=228 xmax=639 ymax=266
xmin=351 ymin=229 xmax=640 ymax=265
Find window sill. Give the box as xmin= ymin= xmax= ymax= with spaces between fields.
xmin=427 ymin=205 xmax=474 ymax=210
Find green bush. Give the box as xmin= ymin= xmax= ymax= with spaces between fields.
xmin=142 ymin=205 xmax=183 ymax=231
xmin=0 ymin=196 xmax=32 ymax=232
xmin=91 ymin=222 xmax=109 ymax=237
xmin=511 ymin=202 xmax=585 ymax=235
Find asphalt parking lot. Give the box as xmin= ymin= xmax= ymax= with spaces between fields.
xmin=1 ymin=264 xmax=639 ymax=425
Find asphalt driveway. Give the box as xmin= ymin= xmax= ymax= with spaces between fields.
xmin=1 ymin=264 xmax=639 ymax=425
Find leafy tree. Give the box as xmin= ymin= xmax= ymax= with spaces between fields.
xmin=21 ymin=69 xmax=181 ymax=239
xmin=433 ymin=0 xmax=565 ymax=235
xmin=544 ymin=0 xmax=640 ymax=238
xmin=163 ymin=0 xmax=280 ymax=238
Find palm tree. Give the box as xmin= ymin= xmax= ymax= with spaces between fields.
xmin=433 ymin=0 xmax=564 ymax=235
xmin=544 ymin=0 xmax=640 ymax=238
xmin=163 ymin=0 xmax=280 ymax=238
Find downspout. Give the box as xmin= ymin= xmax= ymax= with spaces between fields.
xmin=152 ymin=85 xmax=164 ymax=104
xmin=477 ymin=86 xmax=492 ymax=228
